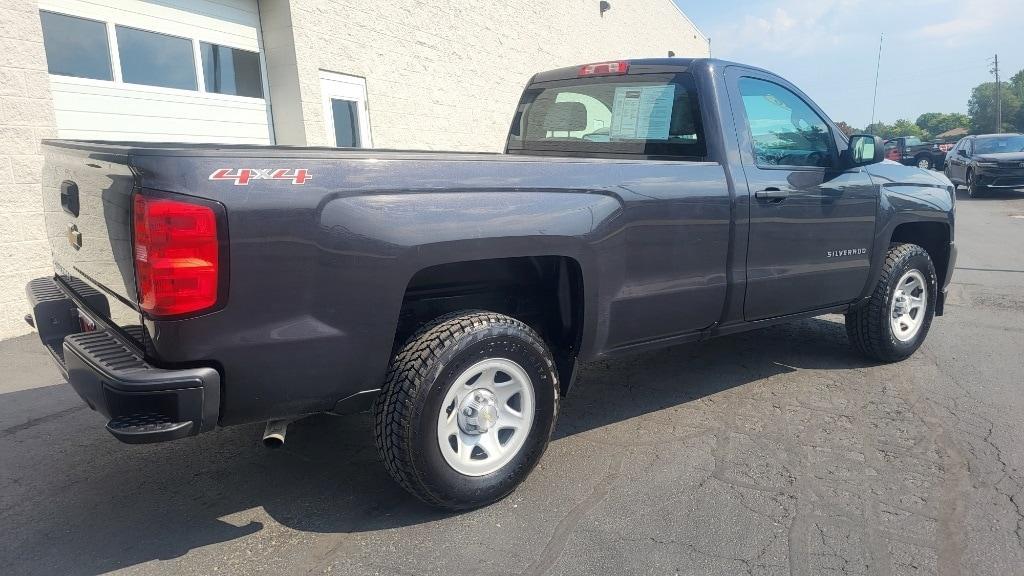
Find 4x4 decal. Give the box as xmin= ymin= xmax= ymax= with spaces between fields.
xmin=209 ymin=168 xmax=312 ymax=185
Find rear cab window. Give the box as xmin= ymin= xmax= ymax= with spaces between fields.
xmin=507 ymin=73 xmax=707 ymax=160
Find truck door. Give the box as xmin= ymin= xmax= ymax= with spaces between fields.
xmin=725 ymin=69 xmax=877 ymax=321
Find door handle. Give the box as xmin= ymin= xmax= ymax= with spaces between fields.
xmin=755 ymin=187 xmax=789 ymax=201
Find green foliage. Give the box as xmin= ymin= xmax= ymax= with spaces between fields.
xmin=1012 ymin=70 xmax=1024 ymax=130
xmin=968 ymin=81 xmax=1022 ymax=134
xmin=835 ymin=121 xmax=858 ymax=137
xmin=890 ymin=119 xmax=927 ymax=139
xmin=915 ymin=112 xmax=970 ymax=137
xmin=862 ymin=120 xmax=925 ymax=140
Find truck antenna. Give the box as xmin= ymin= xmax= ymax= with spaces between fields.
xmin=870 ymin=33 xmax=884 ymax=129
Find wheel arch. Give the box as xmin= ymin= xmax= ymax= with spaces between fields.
xmin=889 ymin=221 xmax=951 ymax=313
xmin=394 ymin=255 xmax=588 ymax=397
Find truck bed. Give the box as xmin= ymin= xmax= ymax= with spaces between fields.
xmin=39 ymin=139 xmax=731 ymax=426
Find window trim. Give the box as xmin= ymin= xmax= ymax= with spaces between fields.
xmin=734 ymin=74 xmax=840 ymax=172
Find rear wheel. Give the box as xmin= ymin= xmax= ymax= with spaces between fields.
xmin=374 ymin=310 xmax=559 ymax=509
xmin=915 ymin=155 xmax=932 ymax=170
xmin=845 ymin=243 xmax=937 ymax=362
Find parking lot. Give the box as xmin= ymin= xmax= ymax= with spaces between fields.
xmin=1 ymin=187 xmax=1022 ymax=576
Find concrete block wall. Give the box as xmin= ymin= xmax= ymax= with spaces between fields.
xmin=280 ymin=0 xmax=708 ymax=149
xmin=0 ymin=2 xmax=56 ymax=340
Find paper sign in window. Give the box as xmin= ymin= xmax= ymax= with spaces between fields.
xmin=609 ymin=85 xmax=676 ymax=140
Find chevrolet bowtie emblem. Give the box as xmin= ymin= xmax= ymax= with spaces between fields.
xmin=67 ymin=224 xmax=82 ymax=250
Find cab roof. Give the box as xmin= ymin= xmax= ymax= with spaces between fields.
xmin=528 ymin=58 xmax=754 ymax=84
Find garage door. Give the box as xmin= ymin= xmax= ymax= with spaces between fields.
xmin=38 ymin=0 xmax=272 ymax=144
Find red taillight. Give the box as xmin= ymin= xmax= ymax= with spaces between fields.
xmin=578 ymin=61 xmax=629 ymax=76
xmin=133 ymin=194 xmax=221 ymax=317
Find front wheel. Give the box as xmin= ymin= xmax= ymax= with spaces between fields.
xmin=915 ymin=155 xmax=932 ymax=170
xmin=374 ymin=310 xmax=559 ymax=509
xmin=967 ymin=170 xmax=986 ymax=198
xmin=845 ymin=243 xmax=937 ymax=362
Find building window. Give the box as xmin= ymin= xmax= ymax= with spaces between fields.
xmin=115 ymin=25 xmax=197 ymax=90
xmin=330 ymin=99 xmax=361 ymax=147
xmin=39 ymin=11 xmax=112 ymax=81
xmin=200 ymin=43 xmax=263 ymax=98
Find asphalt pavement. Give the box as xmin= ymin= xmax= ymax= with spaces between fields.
xmin=1 ymin=187 xmax=1023 ymax=576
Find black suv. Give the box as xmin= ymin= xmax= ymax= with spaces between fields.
xmin=945 ymin=133 xmax=1024 ymax=197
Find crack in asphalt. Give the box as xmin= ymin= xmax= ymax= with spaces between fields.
xmin=524 ymin=451 xmax=626 ymax=576
xmin=0 ymin=405 xmax=86 ymax=437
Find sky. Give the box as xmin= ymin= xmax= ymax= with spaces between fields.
xmin=673 ymin=0 xmax=1024 ymax=128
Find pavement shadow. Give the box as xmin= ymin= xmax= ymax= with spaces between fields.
xmin=0 ymin=316 xmax=871 ymax=575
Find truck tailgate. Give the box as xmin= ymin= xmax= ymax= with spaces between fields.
xmin=41 ymin=142 xmax=146 ymax=348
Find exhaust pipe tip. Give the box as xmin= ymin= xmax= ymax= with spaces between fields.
xmin=262 ymin=419 xmax=289 ymax=449
xmin=262 ymin=435 xmax=285 ymax=449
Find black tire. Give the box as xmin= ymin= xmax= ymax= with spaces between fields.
xmin=967 ymin=169 xmax=986 ymax=198
xmin=374 ymin=310 xmax=559 ymax=509
xmin=845 ymin=243 xmax=937 ymax=362
xmin=914 ymin=154 xmax=932 ymax=170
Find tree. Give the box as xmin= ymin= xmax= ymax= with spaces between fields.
xmin=863 ymin=121 xmax=891 ymax=138
xmin=863 ymin=120 xmax=925 ymax=140
xmin=915 ymin=112 xmax=970 ymax=138
xmin=890 ymin=119 xmax=927 ymax=139
xmin=835 ymin=121 xmax=858 ymax=137
xmin=1010 ymin=69 xmax=1024 ymax=131
xmin=968 ymin=81 xmax=1022 ymax=134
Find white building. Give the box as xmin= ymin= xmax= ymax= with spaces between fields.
xmin=0 ymin=0 xmax=708 ymax=339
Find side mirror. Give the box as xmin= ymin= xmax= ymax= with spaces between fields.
xmin=957 ymin=149 xmax=969 ymax=157
xmin=847 ymin=134 xmax=884 ymax=167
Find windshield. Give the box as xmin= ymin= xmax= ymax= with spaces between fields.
xmin=508 ymin=73 xmax=706 ymax=159
xmin=974 ymin=135 xmax=1024 ymax=154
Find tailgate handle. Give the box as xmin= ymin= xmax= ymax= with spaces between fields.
xmin=60 ymin=180 xmax=80 ymax=217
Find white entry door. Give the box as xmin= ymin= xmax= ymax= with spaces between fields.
xmin=320 ymin=70 xmax=372 ymax=148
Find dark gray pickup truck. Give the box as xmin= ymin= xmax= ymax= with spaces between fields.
xmin=26 ymin=58 xmax=956 ymax=509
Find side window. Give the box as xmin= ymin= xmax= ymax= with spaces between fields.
xmin=965 ymin=139 xmax=973 ymax=156
xmin=738 ymin=77 xmax=832 ymax=168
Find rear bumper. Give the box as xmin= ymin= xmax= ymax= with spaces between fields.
xmin=25 ymin=277 xmax=220 ymax=444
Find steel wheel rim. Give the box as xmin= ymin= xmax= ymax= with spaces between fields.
xmin=436 ymin=358 xmax=535 ymax=477
xmin=889 ymin=269 xmax=927 ymax=342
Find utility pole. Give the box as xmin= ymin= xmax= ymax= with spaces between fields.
xmin=991 ymin=54 xmax=1002 ymax=133
xmin=870 ymin=33 xmax=884 ymax=129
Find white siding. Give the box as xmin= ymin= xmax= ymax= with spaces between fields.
xmin=50 ymin=77 xmax=271 ymax=143
xmin=0 ymin=0 xmax=56 ymax=340
xmin=39 ymin=0 xmax=271 ymax=144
